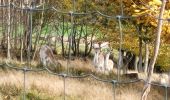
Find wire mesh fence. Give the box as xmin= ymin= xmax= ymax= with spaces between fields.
xmin=0 ymin=62 xmax=169 ymax=100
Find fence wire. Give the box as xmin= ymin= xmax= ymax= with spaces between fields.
xmin=0 ymin=62 xmax=169 ymax=100
xmin=0 ymin=3 xmax=169 ymax=21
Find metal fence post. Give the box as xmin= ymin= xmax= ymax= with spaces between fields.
xmin=112 ymin=80 xmax=117 ymax=100
xmin=23 ymin=68 xmax=27 ymax=100
xmin=164 ymin=85 xmax=168 ymax=100
xmin=62 ymin=74 xmax=67 ymax=100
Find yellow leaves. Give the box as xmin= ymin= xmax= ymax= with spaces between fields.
xmin=166 ymin=2 xmax=170 ymax=9
xmin=134 ymin=9 xmax=140 ymax=13
xmin=149 ymin=1 xmax=154 ymax=5
xmin=63 ymin=0 xmax=72 ymax=9
xmin=149 ymin=0 xmax=162 ymax=6
xmin=132 ymin=9 xmax=149 ymax=18
xmin=153 ymin=0 xmax=162 ymax=5
xmin=144 ymin=17 xmax=150 ymax=26
xmin=150 ymin=21 xmax=157 ymax=27
xmin=167 ymin=27 xmax=170 ymax=33
xmin=140 ymin=6 xmax=148 ymax=10
xmin=163 ymin=25 xmax=170 ymax=34
xmin=132 ymin=5 xmax=136 ymax=8
xmin=131 ymin=0 xmax=165 ymax=27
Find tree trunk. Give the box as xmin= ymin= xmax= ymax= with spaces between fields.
xmin=138 ymin=30 xmax=143 ymax=72
xmin=11 ymin=4 xmax=14 ymax=50
xmin=7 ymin=0 xmax=11 ymax=59
xmin=20 ymin=38 xmax=23 ymax=62
xmin=20 ymin=0 xmax=24 ymax=62
xmin=61 ymin=36 xmax=65 ymax=56
xmin=76 ymin=24 xmax=83 ymax=56
xmin=72 ymin=28 xmax=76 ymax=56
xmin=61 ymin=15 xmax=65 ymax=57
xmin=68 ymin=11 xmax=74 ymax=59
xmin=1 ymin=0 xmax=5 ymax=50
xmin=84 ymin=24 xmax=88 ymax=57
xmin=141 ymin=1 xmax=166 ymax=100
xmin=32 ymin=0 xmax=45 ymax=60
xmin=23 ymin=11 xmax=29 ymax=55
xmin=144 ymin=42 xmax=149 ymax=73
xmin=134 ymin=56 xmax=139 ymax=71
xmin=86 ymin=30 xmax=95 ymax=56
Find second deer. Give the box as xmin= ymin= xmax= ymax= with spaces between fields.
xmin=39 ymin=45 xmax=61 ymax=72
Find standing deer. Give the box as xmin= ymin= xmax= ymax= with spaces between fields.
xmin=93 ymin=42 xmax=114 ymax=73
xmin=104 ymin=49 xmax=114 ymax=72
xmin=39 ymin=45 xmax=61 ymax=70
xmin=93 ymin=43 xmax=105 ymax=72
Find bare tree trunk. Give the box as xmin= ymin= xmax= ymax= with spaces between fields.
xmin=14 ymin=8 xmax=18 ymax=50
xmin=141 ymin=1 xmax=166 ymax=100
xmin=76 ymin=24 xmax=83 ymax=56
xmin=23 ymin=13 xmax=29 ymax=55
xmin=7 ymin=0 xmax=11 ymax=59
xmin=144 ymin=42 xmax=149 ymax=73
xmin=134 ymin=56 xmax=139 ymax=71
xmin=1 ymin=0 xmax=5 ymax=49
xmin=84 ymin=25 xmax=89 ymax=57
xmin=138 ymin=29 xmax=143 ymax=72
xmin=86 ymin=36 xmax=93 ymax=56
xmin=85 ymin=26 xmax=96 ymax=57
xmin=10 ymin=4 xmax=14 ymax=49
xmin=72 ymin=27 xmax=76 ymax=56
xmin=32 ymin=0 xmax=44 ymax=60
xmin=61 ymin=16 xmax=65 ymax=57
xmin=20 ymin=0 xmax=24 ymax=62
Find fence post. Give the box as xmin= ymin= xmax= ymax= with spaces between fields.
xmin=23 ymin=68 xmax=27 ymax=100
xmin=112 ymin=80 xmax=117 ymax=100
xmin=164 ymin=85 xmax=168 ymax=100
xmin=62 ymin=74 xmax=67 ymax=100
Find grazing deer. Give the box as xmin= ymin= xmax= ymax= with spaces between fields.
xmin=39 ymin=45 xmax=61 ymax=69
xmin=93 ymin=42 xmax=113 ymax=73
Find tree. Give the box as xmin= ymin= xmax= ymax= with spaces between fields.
xmin=7 ymin=0 xmax=11 ymax=60
xmin=141 ymin=0 xmax=166 ymax=100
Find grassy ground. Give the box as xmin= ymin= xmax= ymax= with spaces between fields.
xmin=0 ymin=58 xmax=168 ymax=100
xmin=0 ymin=71 xmax=166 ymax=100
xmin=0 ymin=69 xmax=166 ymax=100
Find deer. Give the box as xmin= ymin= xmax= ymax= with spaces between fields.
xmin=93 ymin=43 xmax=105 ymax=72
xmin=93 ymin=42 xmax=114 ymax=73
xmin=104 ymin=49 xmax=114 ymax=72
xmin=39 ymin=45 xmax=61 ymax=71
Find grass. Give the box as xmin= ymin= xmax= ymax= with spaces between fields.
xmin=0 ymin=69 xmax=167 ymax=100
xmin=0 ymin=58 xmax=168 ymax=100
xmin=0 ymin=70 xmax=113 ymax=100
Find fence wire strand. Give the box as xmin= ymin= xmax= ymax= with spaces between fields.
xmin=1 ymin=62 xmax=169 ymax=100
xmin=4 ymin=61 xmax=168 ymax=86
xmin=0 ymin=3 xmax=169 ymax=21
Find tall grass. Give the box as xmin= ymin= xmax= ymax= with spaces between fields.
xmin=0 ymin=58 xmax=167 ymax=100
xmin=0 ymin=69 xmax=166 ymax=100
